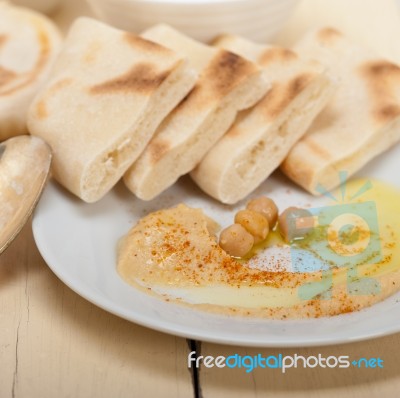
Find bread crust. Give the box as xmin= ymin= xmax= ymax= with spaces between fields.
xmin=0 ymin=2 xmax=62 ymax=141
xmin=190 ymin=34 xmax=335 ymax=204
xmin=123 ymin=25 xmax=269 ymax=200
xmin=281 ymin=27 xmax=400 ymax=194
xmin=27 ymin=18 xmax=197 ymax=202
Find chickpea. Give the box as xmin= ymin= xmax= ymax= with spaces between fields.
xmin=278 ymin=207 xmax=314 ymax=242
xmin=234 ymin=209 xmax=269 ymax=243
xmin=246 ymin=196 xmax=278 ymax=228
xmin=219 ymin=224 xmax=254 ymax=257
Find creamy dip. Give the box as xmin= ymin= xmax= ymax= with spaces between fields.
xmin=117 ymin=179 xmax=400 ymax=319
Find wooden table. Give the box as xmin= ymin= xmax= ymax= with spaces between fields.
xmin=1 ymin=1 xmax=400 ymax=397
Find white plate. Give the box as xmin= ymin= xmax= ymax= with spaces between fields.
xmin=32 ymin=143 xmax=400 ymax=347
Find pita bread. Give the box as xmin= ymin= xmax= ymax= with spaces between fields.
xmin=190 ymin=34 xmax=335 ymax=204
xmin=0 ymin=2 xmax=61 ymax=141
xmin=281 ymin=27 xmax=400 ymax=194
xmin=27 ymin=18 xmax=197 ymax=203
xmin=123 ymin=24 xmax=269 ymax=201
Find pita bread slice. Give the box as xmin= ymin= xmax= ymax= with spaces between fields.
xmin=190 ymin=34 xmax=335 ymax=204
xmin=281 ymin=27 xmax=400 ymax=194
xmin=27 ymin=18 xmax=197 ymax=203
xmin=123 ymin=24 xmax=269 ymax=201
xmin=0 ymin=2 xmax=62 ymax=141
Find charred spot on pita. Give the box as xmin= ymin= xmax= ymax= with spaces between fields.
xmin=89 ymin=63 xmax=171 ymax=94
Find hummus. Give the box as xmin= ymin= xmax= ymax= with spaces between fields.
xmin=117 ymin=179 xmax=400 ymax=319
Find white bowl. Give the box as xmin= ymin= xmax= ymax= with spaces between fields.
xmin=86 ymin=0 xmax=300 ymax=43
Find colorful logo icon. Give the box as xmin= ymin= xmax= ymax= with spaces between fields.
xmin=287 ymin=172 xmax=382 ymax=299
